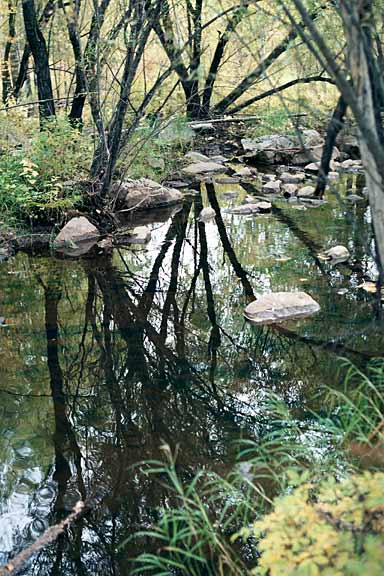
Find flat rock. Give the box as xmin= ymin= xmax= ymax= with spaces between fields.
xmin=210 ymin=155 xmax=229 ymax=164
xmin=110 ymin=179 xmax=183 ymax=211
xmin=165 ymin=180 xmax=190 ymax=189
xmin=346 ymin=194 xmax=365 ymax=202
xmin=184 ymin=151 xmax=210 ymax=162
xmin=255 ymin=201 xmax=272 ymax=213
xmin=244 ymin=291 xmax=320 ymax=325
xmin=228 ymin=205 xmax=257 ymax=215
xmin=54 ymin=217 xmax=100 ymax=248
xmin=182 ymin=161 xmax=227 ymax=176
xmin=215 ymin=176 xmax=240 ymax=184
xmin=298 ymin=186 xmax=316 ymax=198
xmin=280 ymin=172 xmax=306 ymax=184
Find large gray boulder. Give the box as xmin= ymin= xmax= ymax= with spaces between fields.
xmin=244 ymin=291 xmax=320 ymax=325
xmin=54 ymin=217 xmax=100 ymax=249
xmin=110 ymin=179 xmax=183 ymax=211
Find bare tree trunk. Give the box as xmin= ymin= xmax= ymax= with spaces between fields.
xmin=61 ymin=0 xmax=87 ymax=126
xmin=22 ymin=0 xmax=55 ymax=123
xmin=2 ymin=1 xmax=17 ymax=105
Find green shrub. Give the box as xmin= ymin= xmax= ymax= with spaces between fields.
xmin=0 ymin=117 xmax=90 ymax=226
xmin=246 ymin=471 xmax=384 ymax=576
xmin=117 ymin=116 xmax=193 ymax=181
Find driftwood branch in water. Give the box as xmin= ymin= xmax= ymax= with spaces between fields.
xmin=0 ymin=501 xmax=85 ymax=576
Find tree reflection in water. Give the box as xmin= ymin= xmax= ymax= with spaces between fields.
xmin=0 ymin=181 xmax=382 ymax=575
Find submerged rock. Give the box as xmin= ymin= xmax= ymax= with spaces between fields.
xmin=110 ymin=179 xmax=183 ymax=211
xmin=244 ymin=291 xmax=320 ymax=325
xmin=222 ymin=191 xmax=239 ymax=199
xmin=126 ymin=226 xmax=152 ymax=244
xmin=53 ymin=216 xmax=100 ymax=250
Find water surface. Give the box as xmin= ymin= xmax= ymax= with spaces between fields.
xmin=0 ymin=176 xmax=382 ymax=574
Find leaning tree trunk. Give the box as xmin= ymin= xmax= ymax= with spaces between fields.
xmin=341 ymin=0 xmax=384 ymax=274
xmin=22 ymin=0 xmax=55 ymax=123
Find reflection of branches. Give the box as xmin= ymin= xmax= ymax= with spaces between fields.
xmin=198 ymin=215 xmax=221 ymax=387
xmin=41 ymin=276 xmax=87 ymax=510
xmin=206 ymin=182 xmax=255 ymax=300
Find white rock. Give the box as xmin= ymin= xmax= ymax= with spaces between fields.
xmin=198 ymin=207 xmax=216 ymax=222
xmin=244 ymin=291 xmax=320 ymax=325
xmin=324 ymin=245 xmax=350 ymax=261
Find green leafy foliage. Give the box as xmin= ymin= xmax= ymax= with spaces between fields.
xmin=118 ymin=116 xmax=193 ymax=181
xmin=247 ymin=471 xmax=384 ymax=576
xmin=0 ymin=117 xmax=90 ymax=227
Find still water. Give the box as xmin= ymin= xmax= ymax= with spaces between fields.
xmin=0 ymin=177 xmax=383 ymax=574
